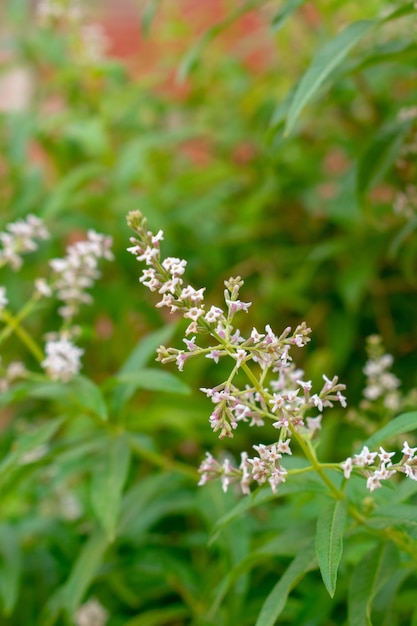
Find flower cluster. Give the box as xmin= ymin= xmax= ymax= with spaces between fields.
xmin=41 ymin=336 xmax=84 ymax=382
xmin=36 ymin=0 xmax=82 ymax=26
xmin=198 ymin=441 xmax=292 ymax=495
xmin=36 ymin=0 xmax=109 ymax=65
xmin=341 ymin=441 xmax=417 ymax=493
xmin=361 ymin=335 xmax=400 ymax=411
xmin=127 ymin=210 xmax=347 ymax=494
xmin=393 ymin=185 xmax=417 ymax=220
xmin=0 ymin=214 xmax=49 ymax=271
xmin=0 ymin=216 xmax=113 ymax=385
xmin=36 ymin=231 xmax=113 ymax=381
xmin=45 ymin=230 xmax=114 ymax=324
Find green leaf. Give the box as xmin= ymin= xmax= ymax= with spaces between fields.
xmin=357 ymin=121 xmax=411 ymax=194
xmin=62 ymin=528 xmax=109 ymax=614
xmin=68 ymin=376 xmax=108 ymax=421
xmin=91 ymin=435 xmax=131 ymax=541
xmin=285 ymin=20 xmax=375 ymax=135
xmin=40 ymin=164 xmax=104 ymax=218
xmin=113 ymin=368 xmax=190 ymax=395
xmin=140 ymin=0 xmax=162 ymax=35
xmin=362 ymin=412 xmax=417 ymax=451
xmin=177 ymin=0 xmax=264 ymax=82
xmin=315 ymin=499 xmax=347 ymax=597
xmin=368 ymin=503 xmax=417 ymax=530
xmin=271 ymin=0 xmax=306 ymax=32
xmin=111 ymin=325 xmax=177 ymax=412
xmin=0 ymin=524 xmax=21 ymax=615
xmin=0 ymin=416 xmax=65 ymax=480
xmin=380 ymin=1 xmax=416 ymax=23
xmin=348 ymin=542 xmax=399 ymax=626
xmin=210 ymin=464 xmax=324 ymax=543
xmin=125 ymin=605 xmax=189 ymax=626
xmin=255 ymin=540 xmax=317 ymax=626
xmin=21 ymin=377 xmax=107 ymax=420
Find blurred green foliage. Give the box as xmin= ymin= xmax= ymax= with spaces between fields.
xmin=1 ymin=0 xmax=417 ymax=624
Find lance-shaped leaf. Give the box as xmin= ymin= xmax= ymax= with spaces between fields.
xmin=0 ymin=524 xmax=21 ymax=615
xmin=315 ymin=498 xmax=347 ymax=597
xmin=91 ymin=435 xmax=131 ymax=541
xmin=271 ymin=0 xmax=307 ymax=33
xmin=62 ymin=528 xmax=109 ymax=615
xmin=284 ymin=20 xmax=375 ymax=135
xmin=348 ymin=541 xmax=399 ymax=626
xmin=362 ymin=411 xmax=417 ymax=451
xmin=112 ymin=368 xmax=190 ymax=395
xmin=111 ymin=325 xmax=176 ymax=412
xmin=255 ymin=540 xmax=317 ymax=626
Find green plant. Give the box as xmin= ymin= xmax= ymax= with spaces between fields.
xmin=1 ymin=0 xmax=417 ymax=624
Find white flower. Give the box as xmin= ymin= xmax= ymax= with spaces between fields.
xmin=0 ymin=286 xmax=8 ymax=311
xmin=184 ymin=306 xmax=204 ymax=322
xmin=42 ymin=337 xmax=84 ymax=382
xmin=269 ymin=393 xmax=285 ymax=413
xmin=35 ymin=278 xmax=52 ymax=298
xmin=180 ymin=285 xmax=205 ymax=303
xmin=74 ymin=598 xmax=108 ymax=626
xmin=232 ymin=349 xmax=248 ymax=368
xmin=205 ymin=306 xmax=223 ymax=323
xmin=162 ymin=257 xmax=187 ymax=276
xmin=277 ymin=439 xmax=292 ymax=455
xmin=366 ymin=473 xmax=382 ymax=492
xmin=225 ymin=298 xmax=251 ymax=314
xmin=341 ymin=457 xmax=353 ymax=479
xmin=49 ymin=230 xmax=113 ymax=321
xmin=378 ymin=447 xmax=395 ymax=465
xmin=354 ymin=446 xmax=378 ymax=466
xmin=0 ymin=214 xmax=49 ymax=270
xmin=402 ymin=441 xmax=417 ymax=458
xmin=250 ymin=327 xmax=265 ymax=342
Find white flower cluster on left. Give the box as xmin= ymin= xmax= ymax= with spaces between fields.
xmin=0 ymin=214 xmax=113 ymax=385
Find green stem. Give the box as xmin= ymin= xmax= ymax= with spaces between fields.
xmin=0 ymin=308 xmax=44 ymax=362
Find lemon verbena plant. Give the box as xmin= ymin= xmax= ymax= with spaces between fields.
xmin=127 ymin=208 xmax=417 ymax=605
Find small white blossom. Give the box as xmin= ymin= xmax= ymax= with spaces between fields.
xmin=402 ymin=441 xmax=417 ymax=458
xmin=42 ymin=337 xmax=84 ymax=382
xmin=225 ymin=298 xmax=251 ymax=314
xmin=277 ymin=439 xmax=292 ymax=455
xmin=162 ymin=257 xmax=187 ymax=276
xmin=184 ymin=306 xmax=204 ymax=322
xmin=74 ymin=598 xmax=108 ymax=626
xmin=354 ymin=446 xmax=378 ymax=466
xmin=34 ymin=278 xmax=53 ymax=298
xmin=366 ymin=473 xmax=382 ymax=493
xmin=232 ymin=349 xmax=248 ymax=368
xmin=0 ymin=286 xmax=8 ymax=311
xmin=378 ymin=447 xmax=395 ymax=465
xmin=341 ymin=457 xmax=353 ymax=479
xmin=205 ymin=305 xmax=224 ymax=323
